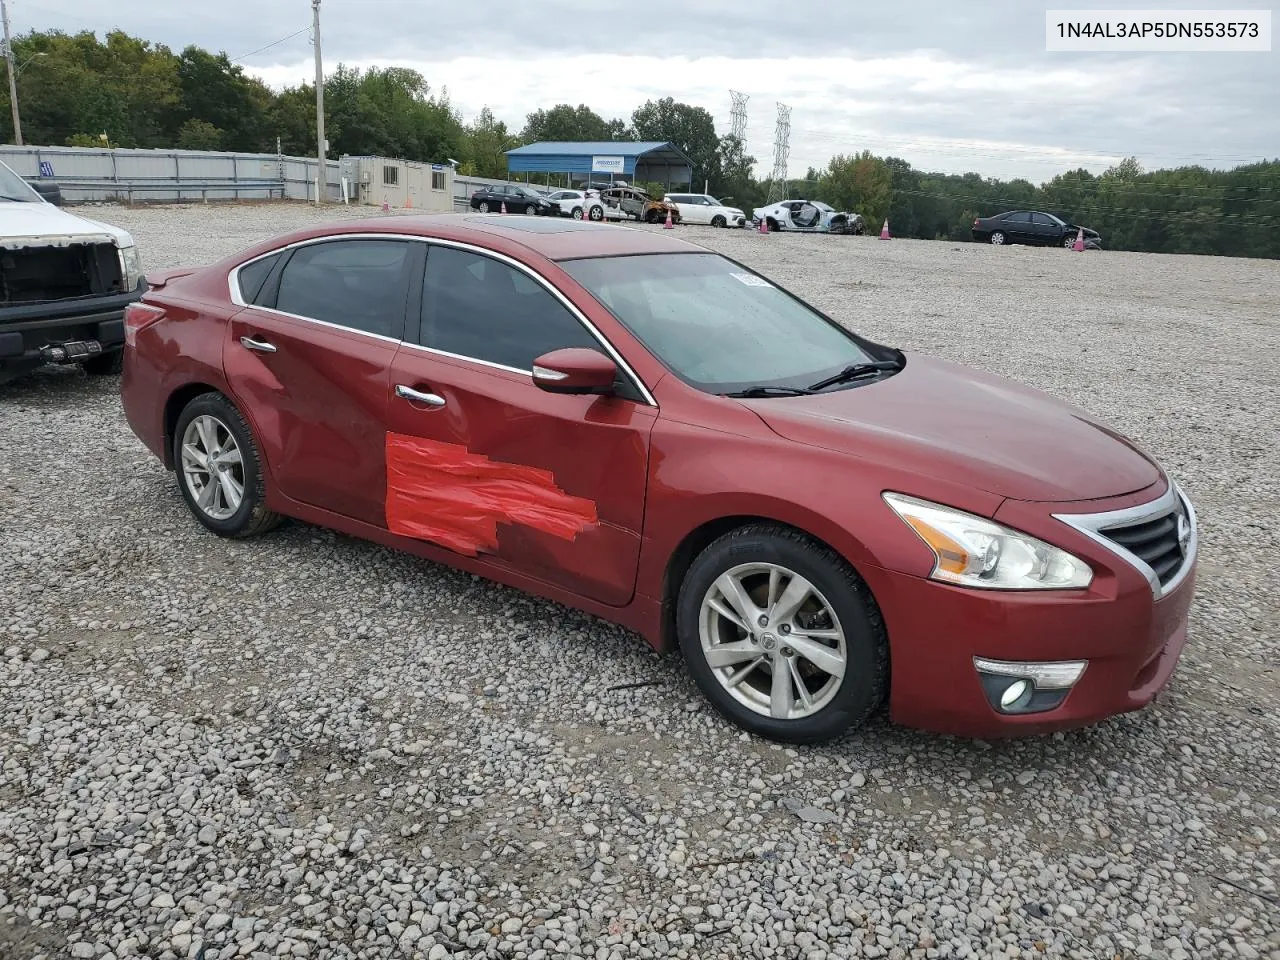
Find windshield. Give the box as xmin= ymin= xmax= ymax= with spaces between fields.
xmin=561 ymin=253 xmax=879 ymax=394
xmin=0 ymin=162 xmax=41 ymax=202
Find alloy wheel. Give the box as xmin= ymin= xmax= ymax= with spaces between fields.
xmin=698 ymin=562 xmax=847 ymax=720
xmin=180 ymin=415 xmax=244 ymax=521
xmin=990 ymin=232 xmax=1005 ymax=244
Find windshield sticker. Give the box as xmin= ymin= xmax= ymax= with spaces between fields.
xmin=731 ymin=272 xmax=773 ymax=288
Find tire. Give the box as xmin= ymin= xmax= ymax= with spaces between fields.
xmin=588 ymin=205 xmax=604 ymax=222
xmin=990 ymin=231 xmax=1006 ymax=245
xmin=644 ymin=209 xmax=659 ymax=223
xmin=173 ymin=392 xmax=282 ymax=539
xmin=82 ymin=349 xmax=123 ymax=376
xmin=571 ymin=207 xmax=584 ymax=220
xmin=677 ymin=523 xmax=888 ymax=744
xmin=711 ymin=215 xmax=726 ymax=228
xmin=524 ymin=204 xmax=537 ymax=216
xmin=478 ymin=201 xmax=490 ymax=213
xmin=1063 ymin=236 xmax=1076 ymax=248
xmin=766 ymin=218 xmax=781 ymax=233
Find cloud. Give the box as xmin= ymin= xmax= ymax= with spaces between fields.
xmin=21 ymin=0 xmax=1279 ymax=180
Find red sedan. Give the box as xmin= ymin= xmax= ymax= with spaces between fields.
xmin=120 ymin=215 xmax=1197 ymax=743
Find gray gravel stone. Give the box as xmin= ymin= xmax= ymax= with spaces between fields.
xmin=0 ymin=204 xmax=1276 ymax=960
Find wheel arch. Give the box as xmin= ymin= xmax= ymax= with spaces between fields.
xmin=656 ymin=511 xmax=883 ymax=654
xmin=162 ymin=382 xmax=222 ymax=469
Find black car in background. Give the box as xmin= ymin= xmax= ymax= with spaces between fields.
xmin=972 ymin=210 xmax=1102 ymax=248
xmin=468 ymin=183 xmax=556 ymax=215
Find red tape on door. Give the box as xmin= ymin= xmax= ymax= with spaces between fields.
xmin=385 ymin=433 xmax=598 ymax=556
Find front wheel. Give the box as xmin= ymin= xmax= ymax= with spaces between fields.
xmin=990 ymin=231 xmax=1006 ymax=245
xmin=173 ymin=393 xmax=282 ymax=539
xmin=524 ymin=204 xmax=537 ymax=216
xmin=571 ymin=207 xmax=584 ymax=220
xmin=478 ymin=201 xmax=490 ymax=213
xmin=677 ymin=524 xmax=888 ymax=744
xmin=1063 ymin=235 xmax=1076 ymax=248
xmin=711 ymin=215 xmax=726 ymax=228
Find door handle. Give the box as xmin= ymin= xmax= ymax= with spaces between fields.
xmin=240 ymin=336 xmax=277 ymax=353
xmin=395 ymin=384 xmax=446 ymax=407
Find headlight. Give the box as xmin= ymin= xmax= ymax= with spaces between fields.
xmin=883 ymin=493 xmax=1093 ymax=590
xmin=118 ymin=244 xmax=144 ymax=290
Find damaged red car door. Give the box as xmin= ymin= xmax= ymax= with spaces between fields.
xmin=383 ymin=242 xmax=656 ymax=607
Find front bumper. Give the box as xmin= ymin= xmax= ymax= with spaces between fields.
xmin=864 ymin=484 xmax=1197 ymax=737
xmin=0 ymin=280 xmax=145 ymax=370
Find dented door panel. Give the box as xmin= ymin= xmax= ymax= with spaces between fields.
xmin=384 ymin=346 xmax=655 ymax=607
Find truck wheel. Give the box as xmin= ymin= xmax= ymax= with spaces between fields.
xmin=173 ymin=392 xmax=283 ymax=539
xmin=677 ymin=523 xmax=888 ymax=744
xmin=82 ymin=350 xmax=123 ymax=376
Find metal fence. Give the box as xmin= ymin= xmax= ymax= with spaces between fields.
xmin=0 ymin=145 xmax=343 ymax=203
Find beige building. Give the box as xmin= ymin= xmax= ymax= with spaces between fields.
xmin=338 ymin=155 xmax=454 ymax=211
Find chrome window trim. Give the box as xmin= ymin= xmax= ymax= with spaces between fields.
xmin=1052 ymin=480 xmax=1197 ymax=599
xmin=226 ymin=232 xmax=657 ymax=407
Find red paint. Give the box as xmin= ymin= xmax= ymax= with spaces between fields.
xmin=385 ymin=432 xmax=597 ymax=555
xmin=122 ymin=213 xmax=1196 ymax=738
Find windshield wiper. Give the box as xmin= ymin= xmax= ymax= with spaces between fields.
xmin=721 ymin=385 xmax=816 ymax=398
xmin=807 ymin=359 xmax=903 ymax=392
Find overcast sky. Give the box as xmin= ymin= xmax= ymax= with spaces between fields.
xmin=17 ymin=0 xmax=1278 ymax=181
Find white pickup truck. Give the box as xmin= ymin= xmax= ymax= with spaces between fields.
xmin=1 ymin=159 xmax=145 ymax=383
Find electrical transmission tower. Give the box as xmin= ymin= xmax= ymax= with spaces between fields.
xmin=729 ymin=90 xmax=749 ymax=142
xmin=767 ymin=102 xmax=791 ymax=203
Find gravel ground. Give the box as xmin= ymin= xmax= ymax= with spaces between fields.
xmin=2 ymin=203 xmax=1277 ymax=960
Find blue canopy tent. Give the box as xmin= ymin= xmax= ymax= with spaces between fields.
xmin=504 ymin=141 xmax=694 ymax=191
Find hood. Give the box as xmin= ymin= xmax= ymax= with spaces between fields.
xmin=745 ymin=355 xmax=1161 ymax=503
xmin=0 ymin=200 xmax=134 ymax=248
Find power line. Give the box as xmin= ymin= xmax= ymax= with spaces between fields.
xmin=230 ymin=25 xmax=311 ymax=64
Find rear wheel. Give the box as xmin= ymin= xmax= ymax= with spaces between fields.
xmin=82 ymin=349 xmax=123 ymax=376
xmin=588 ymin=205 xmax=604 ymax=222
xmin=711 ymin=215 xmax=726 ymax=228
xmin=677 ymin=524 xmax=888 ymax=744
xmin=173 ymin=393 xmax=282 ymax=539
xmin=990 ymin=231 xmax=1006 ymax=245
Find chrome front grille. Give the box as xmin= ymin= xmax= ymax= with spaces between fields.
xmin=1052 ymin=481 xmax=1196 ymax=598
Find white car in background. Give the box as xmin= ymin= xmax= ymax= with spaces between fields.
xmin=546 ymin=189 xmax=587 ymax=218
xmin=663 ymin=192 xmax=747 ymax=227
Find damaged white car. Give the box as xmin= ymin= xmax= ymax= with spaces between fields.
xmin=752 ymin=200 xmax=865 ymax=235
xmin=1 ymin=159 xmax=145 ymax=383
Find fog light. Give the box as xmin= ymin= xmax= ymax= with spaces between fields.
xmin=975 ymin=657 xmax=1087 ymax=715
xmin=1000 ymin=679 xmax=1032 ymax=709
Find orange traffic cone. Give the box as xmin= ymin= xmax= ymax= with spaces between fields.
xmin=758 ymin=217 xmax=769 ymax=235
xmin=663 ymin=210 xmax=674 ymax=229
xmin=381 ymin=197 xmax=390 ymax=212
xmin=1072 ymin=227 xmax=1085 ymax=251
xmin=879 ymin=218 xmax=891 ymax=239
xmin=500 ymin=201 xmax=507 ymax=214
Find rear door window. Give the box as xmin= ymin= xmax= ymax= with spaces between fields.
xmin=274 ymin=239 xmax=414 ymax=339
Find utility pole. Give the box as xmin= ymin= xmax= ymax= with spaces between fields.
xmin=1 ymin=0 xmax=22 ymax=146
xmin=312 ymin=0 xmax=325 ymax=204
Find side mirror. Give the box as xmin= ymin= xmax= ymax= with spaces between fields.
xmin=531 ymin=348 xmax=617 ymax=395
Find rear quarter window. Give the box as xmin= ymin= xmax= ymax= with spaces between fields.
xmin=237 ymin=253 xmax=280 ymax=304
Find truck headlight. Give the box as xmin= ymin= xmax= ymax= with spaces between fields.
xmin=883 ymin=493 xmax=1093 ymax=590
xmin=118 ymin=244 xmax=144 ymax=291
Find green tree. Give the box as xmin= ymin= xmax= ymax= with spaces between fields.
xmin=817 ymin=151 xmax=892 ymax=225
xmin=630 ymin=97 xmax=720 ymax=191
xmin=461 ymin=107 xmax=516 ymax=179
xmin=177 ymin=118 xmax=223 ymax=150
xmin=521 ymin=104 xmax=623 ymax=142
